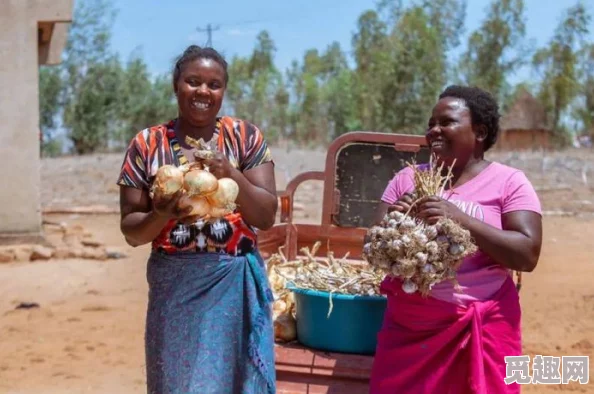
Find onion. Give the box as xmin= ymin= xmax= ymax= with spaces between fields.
xmin=272 ymin=300 xmax=287 ymax=319
xmin=177 ymin=194 xmax=212 ymax=218
xmin=184 ymin=169 xmax=218 ymax=196
xmin=152 ymin=165 xmax=184 ymax=196
xmin=274 ymin=312 xmax=297 ymax=342
xmin=209 ymin=206 xmax=232 ymax=219
xmin=208 ymin=178 xmax=239 ymax=210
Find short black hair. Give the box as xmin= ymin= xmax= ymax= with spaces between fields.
xmin=438 ymin=85 xmax=501 ymax=151
xmin=172 ymin=45 xmax=229 ymax=86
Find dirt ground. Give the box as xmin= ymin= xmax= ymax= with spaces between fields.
xmin=1 ymin=147 xmax=593 ymax=393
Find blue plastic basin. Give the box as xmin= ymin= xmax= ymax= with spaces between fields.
xmin=288 ymin=285 xmax=387 ymax=355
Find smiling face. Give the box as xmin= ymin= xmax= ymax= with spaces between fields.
xmin=174 ymin=58 xmax=226 ymax=128
xmin=425 ymin=97 xmax=486 ymax=167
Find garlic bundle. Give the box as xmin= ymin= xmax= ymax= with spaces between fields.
xmin=363 ymin=210 xmax=477 ymax=296
xmin=363 ymin=155 xmax=478 ymax=296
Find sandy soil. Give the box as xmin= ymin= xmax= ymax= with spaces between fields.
xmin=1 ymin=147 xmax=593 ymax=393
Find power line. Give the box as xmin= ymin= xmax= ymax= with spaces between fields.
xmin=195 ymin=13 xmax=311 ymax=47
xmin=196 ymin=23 xmax=221 ymax=47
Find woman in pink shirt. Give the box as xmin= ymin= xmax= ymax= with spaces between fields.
xmin=369 ymin=85 xmax=543 ymax=394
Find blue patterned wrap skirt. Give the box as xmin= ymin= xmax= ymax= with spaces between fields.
xmin=145 ymin=250 xmax=276 ymax=394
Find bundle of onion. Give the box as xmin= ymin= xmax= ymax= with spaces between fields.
xmin=178 ymin=169 xmax=239 ymax=221
xmin=151 ymin=163 xmax=240 ymax=222
xmin=362 ymin=156 xmax=478 ymax=296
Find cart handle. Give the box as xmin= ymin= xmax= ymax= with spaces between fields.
xmin=277 ymin=171 xmax=325 ymax=223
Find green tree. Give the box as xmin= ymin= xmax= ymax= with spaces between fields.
xmin=379 ymin=6 xmax=447 ymax=134
xmin=532 ymin=2 xmax=591 ymax=140
xmin=61 ymin=0 xmax=121 ymax=154
xmin=64 ymin=57 xmax=124 ymax=154
xmin=418 ymin=0 xmax=466 ymax=51
xmin=352 ymin=10 xmax=389 ymax=131
xmin=574 ymin=43 xmax=594 ymax=136
xmin=116 ymin=52 xmax=177 ymax=143
xmin=39 ymin=66 xmax=63 ymax=156
xmin=458 ymin=0 xmax=528 ymax=104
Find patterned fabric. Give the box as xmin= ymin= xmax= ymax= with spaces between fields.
xmin=145 ymin=250 xmax=276 ymax=394
xmin=117 ymin=116 xmax=273 ymax=256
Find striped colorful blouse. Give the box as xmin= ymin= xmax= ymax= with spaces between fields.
xmin=117 ymin=116 xmax=273 ymax=256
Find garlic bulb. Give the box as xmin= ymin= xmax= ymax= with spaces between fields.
xmin=391 ymin=263 xmax=402 ymax=277
xmin=389 ymin=211 xmax=404 ymax=220
xmin=436 ymin=235 xmax=450 ymax=246
xmin=425 ymin=241 xmax=439 ymax=255
xmin=386 ymin=228 xmax=398 ymax=238
xmin=402 ymin=279 xmax=418 ymax=294
xmin=390 ymin=239 xmax=404 ymax=252
xmin=412 ymin=230 xmax=428 ymax=245
xmin=415 ymin=252 xmax=428 ymax=264
xmin=363 ymin=242 xmax=372 ymax=256
xmin=376 ymin=257 xmax=392 ymax=269
xmin=422 ymin=264 xmax=436 ymax=273
xmin=400 ymin=219 xmax=416 ymax=232
xmin=424 ymin=225 xmax=438 ymax=240
xmin=448 ymin=243 xmax=465 ymax=255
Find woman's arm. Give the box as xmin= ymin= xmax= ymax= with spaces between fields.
xmin=229 ymin=162 xmax=277 ymax=230
xmin=417 ymin=197 xmax=542 ymax=272
xmin=119 ymin=187 xmax=191 ymax=247
xmin=461 ymin=210 xmax=542 ymax=272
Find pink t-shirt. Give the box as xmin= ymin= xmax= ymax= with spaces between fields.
xmin=380 ymin=162 xmax=542 ymax=306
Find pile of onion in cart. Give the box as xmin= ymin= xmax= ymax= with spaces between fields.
xmin=150 ymin=136 xmax=239 ymax=221
xmin=266 ymin=241 xmax=386 ymax=343
xmin=362 ymin=156 xmax=478 ymax=296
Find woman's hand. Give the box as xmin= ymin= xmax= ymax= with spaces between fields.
xmin=387 ymin=193 xmax=416 ymax=214
xmin=152 ymin=190 xmax=192 ymax=220
xmin=416 ymin=196 xmax=462 ymax=225
xmin=197 ymin=152 xmax=233 ymax=179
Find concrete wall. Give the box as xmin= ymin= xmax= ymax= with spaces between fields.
xmin=0 ymin=0 xmax=73 ymax=240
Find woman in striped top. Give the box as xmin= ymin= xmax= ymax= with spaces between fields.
xmin=117 ymin=45 xmax=278 ymax=393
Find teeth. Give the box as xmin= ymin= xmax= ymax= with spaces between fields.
xmin=192 ymin=101 xmax=210 ymax=110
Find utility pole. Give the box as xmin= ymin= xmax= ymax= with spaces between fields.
xmin=196 ymin=23 xmax=220 ymax=47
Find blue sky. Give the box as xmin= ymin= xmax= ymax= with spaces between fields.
xmin=110 ymin=0 xmax=593 ymax=85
